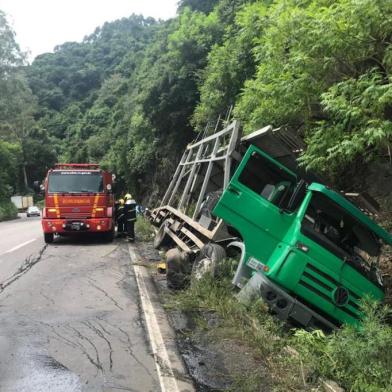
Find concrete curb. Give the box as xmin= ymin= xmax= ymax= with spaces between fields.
xmin=129 ymin=245 xmax=195 ymax=392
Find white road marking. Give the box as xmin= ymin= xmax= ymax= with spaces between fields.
xmin=129 ymin=246 xmax=183 ymax=392
xmin=0 ymin=239 xmax=37 ymax=256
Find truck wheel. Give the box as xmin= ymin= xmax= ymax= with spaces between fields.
xmin=166 ymin=248 xmax=191 ymax=290
xmin=191 ymin=243 xmax=226 ymax=282
xmin=44 ymin=233 xmax=54 ymax=244
xmin=154 ymin=222 xmax=171 ymax=249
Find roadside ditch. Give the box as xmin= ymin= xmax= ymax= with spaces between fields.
xmin=134 ymin=221 xmax=392 ymax=392
xmin=135 ymin=240 xmax=269 ymax=392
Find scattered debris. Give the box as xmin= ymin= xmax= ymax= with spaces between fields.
xmin=157 ymin=262 xmax=166 ymax=274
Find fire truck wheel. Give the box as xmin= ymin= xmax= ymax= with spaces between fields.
xmin=191 ymin=243 xmax=226 ymax=282
xmin=44 ymin=233 xmax=54 ymax=244
xmin=166 ymin=248 xmax=191 ymax=290
xmin=153 ymin=222 xmax=171 ymax=249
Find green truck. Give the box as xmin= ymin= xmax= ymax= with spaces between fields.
xmin=150 ymin=121 xmax=392 ymax=329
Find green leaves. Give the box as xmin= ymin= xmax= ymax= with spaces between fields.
xmin=3 ymin=0 xmax=391 ymax=195
xmin=294 ymin=301 xmax=392 ymax=391
xmin=193 ymin=1 xmax=269 ymax=129
xmin=0 ymin=11 xmax=50 ymax=193
xmin=0 ymin=141 xmax=22 ymax=198
xmin=300 ymin=70 xmax=392 ymax=173
xmin=0 ymin=10 xmax=24 ymax=75
xmin=224 ymin=0 xmax=392 ymax=175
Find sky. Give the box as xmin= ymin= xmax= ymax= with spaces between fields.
xmin=0 ymin=0 xmax=179 ymax=61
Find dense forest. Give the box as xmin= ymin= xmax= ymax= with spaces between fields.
xmin=1 ymin=0 xmax=392 ymax=219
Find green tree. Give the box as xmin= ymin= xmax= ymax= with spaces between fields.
xmin=178 ymin=0 xmax=219 ymax=13
xmin=193 ymin=1 xmax=269 ymax=129
xmin=234 ymin=0 xmax=392 ymax=175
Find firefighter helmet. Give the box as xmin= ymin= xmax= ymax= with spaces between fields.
xmin=124 ymin=193 xmax=132 ymax=200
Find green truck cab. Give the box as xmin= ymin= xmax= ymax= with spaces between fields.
xmin=213 ymin=145 xmax=392 ymax=328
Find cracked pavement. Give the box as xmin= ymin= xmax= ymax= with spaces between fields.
xmin=0 ymin=217 xmax=160 ymax=392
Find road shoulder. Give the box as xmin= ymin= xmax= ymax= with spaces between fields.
xmin=128 ymin=244 xmax=195 ymax=392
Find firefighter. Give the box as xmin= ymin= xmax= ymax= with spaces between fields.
xmin=124 ymin=193 xmax=137 ymax=241
xmin=115 ymin=198 xmax=125 ymax=237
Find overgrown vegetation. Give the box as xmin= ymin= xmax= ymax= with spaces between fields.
xmin=294 ymin=302 xmax=392 ymax=391
xmin=0 ymin=10 xmax=56 ymax=200
xmin=135 ymin=216 xmax=155 ymax=241
xmin=1 ymin=0 xmax=390 ymax=205
xmin=167 ymin=270 xmax=392 ymax=391
xmin=0 ymin=200 xmax=18 ymax=221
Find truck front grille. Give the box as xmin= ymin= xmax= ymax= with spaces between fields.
xmin=298 ymin=263 xmax=361 ymax=320
xmin=61 ymin=213 xmax=91 ymax=219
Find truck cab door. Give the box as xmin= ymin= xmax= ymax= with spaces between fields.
xmin=213 ymin=145 xmax=298 ymax=265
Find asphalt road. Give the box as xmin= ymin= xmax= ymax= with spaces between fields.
xmin=0 ymin=214 xmax=43 ymax=282
xmin=0 ymin=216 xmax=160 ymax=392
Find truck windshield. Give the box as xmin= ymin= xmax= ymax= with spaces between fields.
xmin=48 ymin=172 xmax=103 ymax=193
xmin=301 ymin=192 xmax=383 ymax=286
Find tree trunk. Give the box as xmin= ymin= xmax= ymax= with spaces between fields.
xmin=23 ymin=164 xmax=28 ymax=189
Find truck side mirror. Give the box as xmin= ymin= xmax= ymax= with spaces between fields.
xmin=287 ymin=180 xmax=307 ymax=211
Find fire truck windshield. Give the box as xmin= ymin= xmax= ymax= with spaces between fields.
xmin=48 ymin=171 xmax=104 ymax=193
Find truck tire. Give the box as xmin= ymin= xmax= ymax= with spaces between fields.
xmin=191 ymin=243 xmax=226 ymax=282
xmin=166 ymin=248 xmax=191 ymax=290
xmin=44 ymin=233 xmax=54 ymax=244
xmin=154 ymin=222 xmax=171 ymax=249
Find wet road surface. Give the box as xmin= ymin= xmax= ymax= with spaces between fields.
xmin=0 ymin=214 xmax=43 ymax=282
xmin=0 ymin=219 xmax=160 ymax=392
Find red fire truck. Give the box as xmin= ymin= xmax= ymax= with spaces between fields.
xmin=41 ymin=164 xmax=115 ymax=243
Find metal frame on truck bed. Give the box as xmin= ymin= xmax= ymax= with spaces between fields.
xmin=150 ymin=120 xmax=241 ymax=252
xmin=150 ymin=121 xmax=305 ymax=251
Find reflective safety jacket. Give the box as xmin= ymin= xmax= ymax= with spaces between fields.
xmin=116 ymin=203 xmax=125 ymax=222
xmin=124 ymin=199 xmax=137 ymax=222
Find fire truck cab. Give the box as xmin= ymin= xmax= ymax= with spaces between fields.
xmin=41 ymin=164 xmax=115 ymax=243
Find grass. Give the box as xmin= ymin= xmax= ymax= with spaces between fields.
xmin=165 ymin=263 xmax=392 ymax=391
xmin=165 ymin=272 xmax=292 ymax=391
xmin=0 ymin=200 xmax=18 ymax=221
xmin=294 ymin=302 xmax=392 ymax=392
xmin=135 ymin=215 xmax=155 ymax=241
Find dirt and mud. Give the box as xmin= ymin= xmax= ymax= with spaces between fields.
xmin=135 ymin=241 xmax=270 ymax=392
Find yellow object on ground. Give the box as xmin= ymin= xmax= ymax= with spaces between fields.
xmin=157 ymin=262 xmax=166 ymax=274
